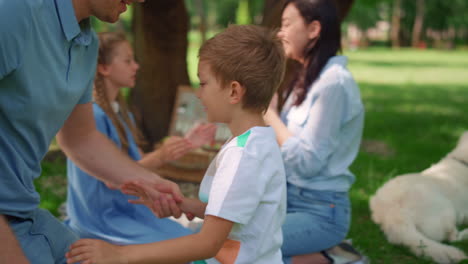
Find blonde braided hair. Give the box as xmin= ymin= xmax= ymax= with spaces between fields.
xmin=94 ymin=32 xmax=146 ymax=151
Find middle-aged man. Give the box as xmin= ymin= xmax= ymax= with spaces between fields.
xmin=0 ymin=0 xmax=184 ymax=263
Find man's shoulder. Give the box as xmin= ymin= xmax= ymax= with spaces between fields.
xmin=3 ymin=0 xmax=47 ymax=14
xmin=0 ymin=0 xmax=50 ymax=32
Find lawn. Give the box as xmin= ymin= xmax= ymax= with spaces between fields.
xmin=37 ymin=48 xmax=468 ymax=263
xmin=345 ymin=48 xmax=468 ymax=263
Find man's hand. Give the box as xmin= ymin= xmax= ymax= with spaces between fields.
xmin=122 ymin=178 xmax=183 ymax=218
xmin=185 ymin=122 xmax=217 ymax=149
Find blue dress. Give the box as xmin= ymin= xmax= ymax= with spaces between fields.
xmin=65 ymin=103 xmax=192 ymax=245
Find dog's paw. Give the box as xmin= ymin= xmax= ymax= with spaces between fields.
xmin=429 ymin=248 xmax=467 ymax=264
xmin=457 ymin=229 xmax=468 ymax=241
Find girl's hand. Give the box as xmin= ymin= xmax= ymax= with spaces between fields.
xmin=185 ymin=122 xmax=217 ymax=149
xmin=66 ymin=239 xmax=126 ymax=264
xmin=158 ymin=136 xmax=192 ymax=163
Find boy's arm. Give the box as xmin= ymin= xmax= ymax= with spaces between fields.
xmin=126 ymin=215 xmax=233 ymax=263
xmin=67 ymin=215 xmax=233 ymax=264
xmin=180 ymin=198 xmax=207 ymax=219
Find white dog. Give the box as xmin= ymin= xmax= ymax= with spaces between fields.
xmin=370 ymin=131 xmax=468 ymax=264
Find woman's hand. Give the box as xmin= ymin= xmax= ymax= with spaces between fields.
xmin=268 ymin=92 xmax=279 ymax=114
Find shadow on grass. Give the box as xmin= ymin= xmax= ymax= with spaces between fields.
xmin=349 ymin=82 xmax=468 ymax=263
xmin=351 ymin=59 xmax=468 ymax=69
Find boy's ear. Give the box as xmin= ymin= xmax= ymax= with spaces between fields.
xmin=229 ymin=81 xmax=245 ymax=105
xmin=97 ymin=64 xmax=110 ymax=77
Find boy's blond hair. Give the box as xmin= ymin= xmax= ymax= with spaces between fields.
xmin=199 ymin=25 xmax=286 ymax=112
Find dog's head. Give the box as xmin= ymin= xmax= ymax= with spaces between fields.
xmin=447 ymin=131 xmax=468 ymax=163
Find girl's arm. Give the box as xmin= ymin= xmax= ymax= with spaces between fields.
xmin=66 ymin=215 xmax=233 ymax=264
xmin=138 ymin=136 xmax=193 ymax=170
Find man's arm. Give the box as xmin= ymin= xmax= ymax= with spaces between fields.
xmin=57 ymin=103 xmax=183 ymax=216
xmin=0 ymin=215 xmax=29 ymax=264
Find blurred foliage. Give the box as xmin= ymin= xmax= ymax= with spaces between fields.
xmin=185 ymin=0 xmax=264 ymax=28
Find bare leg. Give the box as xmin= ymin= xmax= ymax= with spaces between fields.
xmin=292 ymin=252 xmax=331 ymax=264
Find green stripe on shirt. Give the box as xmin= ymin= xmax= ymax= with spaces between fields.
xmin=236 ymin=130 xmax=251 ymax=147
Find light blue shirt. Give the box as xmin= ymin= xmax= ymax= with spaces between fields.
xmin=0 ymin=0 xmax=98 ymax=218
xmin=280 ymin=56 xmax=364 ymax=192
xmin=65 ymin=104 xmax=192 ymax=245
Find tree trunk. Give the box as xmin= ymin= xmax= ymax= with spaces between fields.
xmin=391 ymin=0 xmax=402 ymax=48
xmin=194 ymin=0 xmax=207 ymax=43
xmin=411 ymin=0 xmax=425 ymax=48
xmin=131 ymin=1 xmax=190 ymax=150
xmin=261 ymin=0 xmax=286 ymax=28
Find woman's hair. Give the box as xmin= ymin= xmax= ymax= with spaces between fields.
xmin=285 ymin=0 xmax=341 ymax=106
xmin=94 ymin=32 xmax=146 ymax=151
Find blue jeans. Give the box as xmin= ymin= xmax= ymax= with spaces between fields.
xmin=7 ymin=208 xmax=79 ymax=264
xmin=282 ymin=185 xmax=350 ymax=264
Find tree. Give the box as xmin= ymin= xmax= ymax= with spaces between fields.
xmin=411 ymin=0 xmax=424 ymax=47
xmin=391 ymin=0 xmax=402 ymax=48
xmin=131 ymin=1 xmax=190 ymax=150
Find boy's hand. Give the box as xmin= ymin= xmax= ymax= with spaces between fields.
xmin=122 ymin=179 xmax=183 ymax=218
xmin=66 ymin=239 xmax=126 ymax=264
xmin=185 ymin=122 xmax=217 ymax=149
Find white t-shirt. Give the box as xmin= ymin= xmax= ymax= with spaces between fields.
xmin=199 ymin=126 xmax=286 ymax=264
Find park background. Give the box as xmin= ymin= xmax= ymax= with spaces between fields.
xmin=39 ymin=0 xmax=468 ymax=263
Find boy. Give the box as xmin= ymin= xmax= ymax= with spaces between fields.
xmin=66 ymin=24 xmax=287 ymax=264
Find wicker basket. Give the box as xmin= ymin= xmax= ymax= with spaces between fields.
xmin=155 ymin=149 xmax=216 ymax=183
xmin=170 ymin=149 xmax=216 ymax=170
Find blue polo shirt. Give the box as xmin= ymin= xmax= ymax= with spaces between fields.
xmin=0 ymin=0 xmax=98 ymax=218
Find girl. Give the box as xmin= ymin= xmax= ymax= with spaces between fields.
xmin=65 ymin=32 xmax=214 ymax=245
xmin=264 ymin=1 xmax=366 ymax=263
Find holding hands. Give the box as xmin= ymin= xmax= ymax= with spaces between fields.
xmin=122 ymin=178 xmax=184 ymax=218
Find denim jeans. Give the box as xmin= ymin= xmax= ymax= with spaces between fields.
xmin=7 ymin=208 xmax=79 ymax=264
xmin=282 ymin=184 xmax=350 ymax=264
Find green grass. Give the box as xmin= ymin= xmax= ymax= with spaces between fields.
xmin=345 ymin=48 xmax=468 ymax=263
xmin=37 ymin=47 xmax=468 ymax=263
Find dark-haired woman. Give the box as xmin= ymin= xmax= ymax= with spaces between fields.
xmin=264 ymin=0 xmax=365 ymax=263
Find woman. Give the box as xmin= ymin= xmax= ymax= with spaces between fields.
xmin=264 ymin=1 xmax=365 ymax=263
